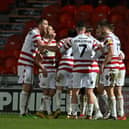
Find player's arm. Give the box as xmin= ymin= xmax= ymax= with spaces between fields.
xmin=40 ymin=45 xmax=60 ymax=52
xmin=100 ymin=39 xmax=114 ymax=73
xmin=103 ymin=46 xmax=113 ymax=65
xmin=34 ymin=53 xmax=47 ymax=76
xmin=119 ymin=50 xmax=125 ymax=60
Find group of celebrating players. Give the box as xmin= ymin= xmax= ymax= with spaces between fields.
xmin=17 ymin=18 xmax=126 ymax=120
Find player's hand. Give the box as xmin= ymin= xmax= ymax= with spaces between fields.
xmin=100 ymin=63 xmax=104 ymax=74
xmin=119 ymin=52 xmax=125 ymax=60
xmin=50 ymin=32 xmax=56 ymax=40
xmin=42 ymin=67 xmax=48 ymax=77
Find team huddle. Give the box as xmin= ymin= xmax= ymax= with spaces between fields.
xmin=17 ymin=18 xmax=126 ymax=120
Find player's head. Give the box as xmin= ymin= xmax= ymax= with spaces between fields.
xmin=37 ymin=18 xmax=48 ymax=34
xmin=98 ymin=20 xmax=114 ymax=35
xmin=76 ymin=21 xmax=86 ymax=34
xmin=67 ymin=29 xmax=77 ymax=38
xmin=95 ymin=24 xmax=104 ymax=40
xmin=47 ymin=25 xmax=54 ymax=34
xmin=85 ymin=25 xmax=93 ymax=36
xmin=47 ymin=25 xmax=56 ymax=39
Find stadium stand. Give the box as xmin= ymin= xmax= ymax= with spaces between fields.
xmin=0 ymin=0 xmax=129 ymax=117
xmin=0 ymin=0 xmax=129 ymax=85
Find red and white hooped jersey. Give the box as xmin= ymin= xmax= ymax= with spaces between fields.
xmin=39 ymin=38 xmax=57 ymax=73
xmin=57 ymin=38 xmax=74 ymax=73
xmin=103 ymin=32 xmax=121 ymax=70
xmin=60 ymin=34 xmax=100 ymax=73
xmin=119 ymin=60 xmax=126 ymax=71
xmin=18 ymin=28 xmax=41 ymax=67
xmin=119 ymin=51 xmax=126 ymax=71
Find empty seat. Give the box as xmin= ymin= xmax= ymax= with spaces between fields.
xmin=95 ymin=5 xmax=110 ymax=15
xmin=78 ymin=5 xmax=94 ymax=13
xmin=5 ymin=34 xmax=24 ymax=51
xmin=23 ymin=20 xmax=37 ymax=34
xmin=4 ymin=56 xmax=17 ymax=74
xmin=110 ymin=5 xmax=128 ymax=15
xmin=91 ymin=11 xmax=108 ymax=26
xmin=108 ymin=13 xmax=125 ymax=25
xmin=57 ymin=28 xmax=68 ymax=40
xmin=61 ymin=5 xmax=77 ymax=17
xmin=59 ymin=13 xmax=75 ymax=28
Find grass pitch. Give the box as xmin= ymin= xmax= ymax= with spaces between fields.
xmin=0 ymin=113 xmax=128 ymax=129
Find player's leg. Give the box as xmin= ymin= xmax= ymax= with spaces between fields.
xmin=93 ymin=93 xmax=103 ymax=120
xmin=105 ymin=86 xmax=117 ymax=119
xmin=71 ymin=88 xmax=80 ymax=119
xmin=54 ymin=86 xmax=63 ymax=111
xmin=85 ymin=73 xmax=97 ymax=119
xmin=115 ymin=69 xmax=126 ymax=120
xmin=47 ymin=73 xmax=56 ymax=116
xmin=36 ymin=72 xmax=49 ymax=118
xmin=70 ymin=73 xmax=82 ymax=119
xmin=18 ymin=66 xmax=33 ymax=116
xmin=86 ymin=88 xmax=95 ymax=119
xmin=79 ymin=88 xmax=87 ymax=118
xmin=54 ymin=71 xmax=65 ymax=112
xmin=103 ymin=69 xmax=118 ymax=120
xmin=96 ymin=74 xmax=109 ymax=118
xmin=66 ymin=88 xmax=72 ymax=118
xmin=66 ymin=72 xmax=73 ymax=118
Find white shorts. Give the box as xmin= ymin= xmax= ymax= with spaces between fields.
xmin=116 ymin=69 xmax=126 ymax=86
xmin=95 ymin=73 xmax=103 ymax=87
xmin=17 ymin=65 xmax=34 ymax=85
xmin=39 ymin=72 xmax=56 ymax=89
xmin=103 ymin=69 xmax=119 ymax=87
xmin=56 ymin=70 xmax=73 ymax=88
xmin=73 ymin=72 xmax=97 ymax=89
xmin=99 ymin=73 xmax=104 ymax=85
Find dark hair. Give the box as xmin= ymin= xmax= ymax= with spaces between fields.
xmin=98 ymin=20 xmax=114 ymax=31
xmin=76 ymin=21 xmax=86 ymax=31
xmin=86 ymin=25 xmax=93 ymax=33
xmin=76 ymin=21 xmax=86 ymax=28
xmin=67 ymin=29 xmax=77 ymax=37
xmin=37 ymin=17 xmax=47 ymax=25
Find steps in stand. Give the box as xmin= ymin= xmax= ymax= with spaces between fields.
xmin=0 ymin=75 xmax=18 ymax=87
xmin=9 ymin=15 xmax=40 ymax=23
xmin=0 ymin=30 xmax=22 ymax=38
xmin=0 ymin=38 xmax=6 ymax=49
xmin=26 ymin=0 xmax=60 ymax=8
xmin=15 ymin=8 xmax=42 ymax=16
xmin=0 ymin=22 xmax=24 ymax=31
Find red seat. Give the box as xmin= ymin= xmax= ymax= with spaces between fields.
xmin=4 ymin=56 xmax=17 ymax=74
xmin=59 ymin=13 xmax=75 ymax=28
xmin=0 ymin=65 xmax=6 ymax=74
xmin=0 ymin=1 xmax=9 ymax=11
xmin=110 ymin=6 xmax=128 ymax=15
xmin=78 ymin=5 xmax=94 ymax=13
xmin=23 ymin=20 xmax=37 ymax=35
xmin=41 ymin=5 xmax=61 ymax=19
xmin=126 ymin=9 xmax=129 ymax=23
xmin=75 ymin=5 xmax=93 ymax=23
xmin=75 ymin=11 xmax=92 ymax=23
xmin=91 ymin=11 xmax=108 ymax=26
xmin=5 ymin=34 xmax=24 ymax=51
xmin=125 ymin=61 xmax=129 ymax=75
xmin=0 ymin=50 xmax=5 ymax=58
xmin=42 ymin=5 xmax=61 ymax=14
xmin=57 ymin=28 xmax=68 ymax=40
xmin=108 ymin=13 xmax=125 ymax=25
xmin=95 ymin=5 xmax=110 ymax=15
xmin=61 ymin=5 xmax=77 ymax=17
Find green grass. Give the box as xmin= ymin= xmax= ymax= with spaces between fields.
xmin=0 ymin=114 xmax=128 ymax=129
